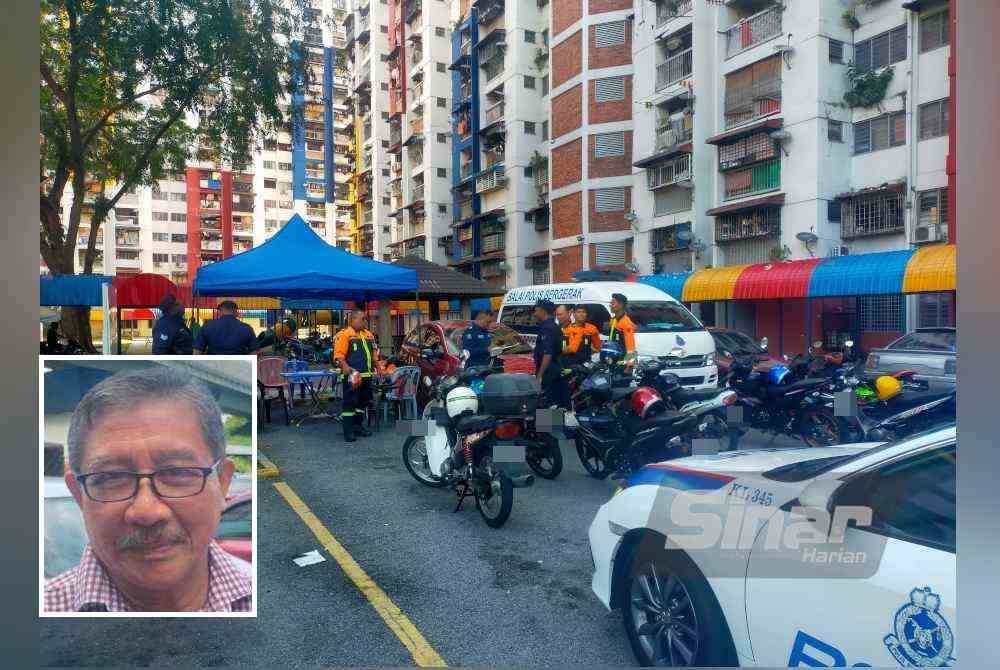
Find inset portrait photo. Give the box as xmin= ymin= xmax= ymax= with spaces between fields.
xmin=40 ymin=357 xmax=256 ymax=616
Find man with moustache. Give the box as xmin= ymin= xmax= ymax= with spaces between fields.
xmin=45 ymin=367 xmax=251 ymax=612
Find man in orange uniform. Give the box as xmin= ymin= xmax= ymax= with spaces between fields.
xmin=333 ymin=309 xmax=379 ymax=442
xmin=563 ymin=305 xmax=603 ymax=366
xmin=608 ymin=293 xmax=637 ymax=369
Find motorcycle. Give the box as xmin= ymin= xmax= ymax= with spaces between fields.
xmin=725 ymin=354 xmax=844 ymax=448
xmin=571 ymin=353 xmax=733 ymax=480
xmin=401 ymin=372 xmax=534 ymax=528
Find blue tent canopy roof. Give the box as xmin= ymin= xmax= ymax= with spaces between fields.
xmin=193 ymin=215 xmax=417 ymax=300
xmin=807 ymin=249 xmax=915 ymax=297
xmin=40 ymin=274 xmax=113 ymax=307
xmin=638 ymin=272 xmax=691 ymax=302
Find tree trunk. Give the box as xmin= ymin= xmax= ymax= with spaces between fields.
xmin=60 ymin=305 xmax=96 ymax=352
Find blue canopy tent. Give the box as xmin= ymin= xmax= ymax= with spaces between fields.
xmin=192 ymin=215 xmax=418 ymax=300
xmin=40 ymin=274 xmax=114 ymax=306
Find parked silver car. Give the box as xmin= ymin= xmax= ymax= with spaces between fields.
xmin=864 ymin=327 xmax=956 ymax=390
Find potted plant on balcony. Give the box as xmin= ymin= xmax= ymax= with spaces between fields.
xmin=843 ymin=63 xmax=894 ymax=108
xmin=842 ymin=9 xmax=861 ymax=31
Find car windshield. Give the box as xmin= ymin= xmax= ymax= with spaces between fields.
xmin=889 ymin=330 xmax=956 ymax=352
xmin=714 ymin=331 xmax=764 ymax=355
xmin=445 ymin=324 xmax=532 ymax=355
xmin=44 ymin=497 xmax=87 ymax=579
xmin=761 ymin=424 xmax=955 ymax=482
xmin=626 ymin=302 xmax=704 ymax=333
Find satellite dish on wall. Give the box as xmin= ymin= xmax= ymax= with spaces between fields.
xmin=796 ymin=231 xmax=819 ymax=244
xmin=675 ymin=228 xmax=693 ymax=242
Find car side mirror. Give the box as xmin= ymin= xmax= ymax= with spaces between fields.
xmin=797 ymin=478 xmax=843 ymax=514
xmin=759 ymin=337 xmax=768 ymax=351
xmin=723 ymin=350 xmax=732 ymax=358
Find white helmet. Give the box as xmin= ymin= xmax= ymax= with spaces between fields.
xmin=445 ymin=386 xmax=479 ymax=418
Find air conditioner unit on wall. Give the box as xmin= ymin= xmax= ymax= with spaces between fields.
xmin=913 ymin=225 xmax=944 ymax=244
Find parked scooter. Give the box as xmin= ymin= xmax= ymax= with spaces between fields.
xmin=401 ymin=372 xmax=534 ymax=528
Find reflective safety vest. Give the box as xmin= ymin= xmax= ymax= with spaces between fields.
xmin=334 ymin=327 xmax=376 ymax=376
xmin=608 ymin=314 xmax=637 ymax=362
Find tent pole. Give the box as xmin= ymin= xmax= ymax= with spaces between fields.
xmin=116 ymin=307 xmax=122 ymax=355
xmin=416 ymin=288 xmax=421 ymax=327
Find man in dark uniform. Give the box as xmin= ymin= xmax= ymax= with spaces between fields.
xmin=533 ymin=299 xmax=568 ymax=408
xmin=152 ymin=295 xmax=193 ymax=355
xmin=333 ymin=309 xmax=378 ymax=442
xmin=194 ymin=301 xmax=257 ymax=355
xmin=461 ymin=308 xmax=494 ymax=367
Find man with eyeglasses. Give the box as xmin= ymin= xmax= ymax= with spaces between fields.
xmin=44 ymin=367 xmax=251 ymax=613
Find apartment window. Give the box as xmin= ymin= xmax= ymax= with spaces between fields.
xmin=263 ymin=161 xmax=276 ymax=169
xmin=827 ymin=200 xmax=841 ymax=222
xmin=594 ymin=21 xmax=626 ymax=48
xmin=436 ymin=27 xmax=446 ymax=37
xmin=380 ymin=25 xmax=388 ymax=33
xmin=828 ymin=119 xmax=844 ymax=142
xmin=437 ymin=97 xmax=446 ymax=107
xmin=917 ymin=189 xmax=948 ymax=228
xmin=841 ymin=189 xmax=905 ymax=238
xmin=524 ymin=76 xmax=536 ymax=90
xmin=279 ymin=162 xmax=293 ymax=171
xmin=152 ymin=253 xmax=169 ymax=263
xmin=723 ymin=55 xmax=781 ymax=129
xmin=265 ymin=199 xmax=277 ymax=208
xmin=858 ymin=295 xmax=905 ymax=333
xmin=919 ymin=99 xmax=949 ymax=140
xmin=438 ymin=204 xmax=447 ymax=213
xmin=594 ymin=240 xmax=627 ymax=266
xmin=436 ymin=62 xmax=446 ymax=73
xmin=853 ymin=111 xmax=906 ymax=154
xmin=525 ymin=30 xmax=535 ymax=43
xmin=829 ymin=39 xmax=844 ymax=63
xmin=918 ymin=292 xmax=955 ymax=328
xmin=381 ymin=83 xmax=389 ymax=90
xmin=152 ymin=191 xmax=169 ymax=200
xmin=854 ymin=25 xmax=907 ymax=74
xmin=264 ymin=139 xmax=278 ymax=151
xmin=170 ymin=213 xmax=186 ymax=223
xmin=920 ymin=9 xmax=949 ymax=52
xmin=381 ymin=140 xmax=389 ymax=148
xmin=383 ymin=197 xmax=391 ymax=205
xmin=382 ymin=168 xmax=390 ymax=176
xmin=594 ymin=187 xmax=626 ymax=212
xmin=437 ymin=168 xmax=447 ymax=178
xmin=264 ymin=178 xmax=277 ymax=189
xmin=171 ymin=254 xmax=187 ymax=264
xmin=524 ymin=166 xmax=534 ymax=178
xmin=170 ymin=192 xmax=186 ymax=202
xmin=524 ymin=121 xmax=536 ymax=135
xmin=594 ymin=131 xmax=625 ymax=158
xmin=542 ymin=121 xmax=549 ymax=141
xmin=594 ymin=76 xmax=625 ymax=102
xmin=437 ymin=132 xmax=447 ymax=143
xmin=381 ymin=112 xmax=389 ymax=120
xmin=152 ymin=212 xmax=169 ymax=221
xmin=171 ymin=233 xmax=187 ymax=243
xmin=152 ymin=232 xmax=169 ymax=242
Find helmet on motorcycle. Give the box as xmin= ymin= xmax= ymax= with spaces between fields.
xmin=600 ymin=340 xmax=625 ymax=364
xmin=875 ymin=375 xmax=902 ymax=402
xmin=855 ymin=385 xmax=876 ymax=403
xmin=767 ymin=364 xmax=791 ymax=386
xmin=657 ymin=372 xmax=682 ymax=393
xmin=630 ymin=386 xmax=666 ymax=420
xmin=445 ymin=386 xmax=479 ymax=418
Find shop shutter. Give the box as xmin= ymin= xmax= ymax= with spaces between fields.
xmin=595 ymin=21 xmax=626 ymax=48
xmin=595 ymin=240 xmax=627 ymax=266
xmin=594 ymin=187 xmax=626 ymax=212
xmin=594 ymin=131 xmax=625 ymax=158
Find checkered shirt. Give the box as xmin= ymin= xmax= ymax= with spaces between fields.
xmin=44 ymin=541 xmax=252 ymax=613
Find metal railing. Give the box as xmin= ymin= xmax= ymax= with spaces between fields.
xmin=459 ymin=81 xmax=472 ymax=100
xmin=647 ymin=153 xmax=691 ymax=190
xmin=725 ymin=4 xmax=782 ymax=59
xmin=456 ymin=199 xmax=474 ymax=220
xmin=411 ymin=182 xmax=425 ymax=202
xmin=655 ymin=118 xmax=693 ymax=151
xmin=480 ymin=231 xmax=505 ymax=254
xmin=460 ymin=162 xmax=475 ymax=180
xmin=841 ymin=191 xmax=906 ymax=239
xmin=657 ymin=0 xmax=692 ymax=27
xmin=723 ymin=158 xmax=780 ymax=200
xmin=656 ymin=48 xmax=692 ymax=91
xmin=483 ymin=101 xmax=504 ymax=125
xmin=476 ymin=165 xmax=505 ymax=193
xmin=715 ymin=207 xmax=780 ymax=243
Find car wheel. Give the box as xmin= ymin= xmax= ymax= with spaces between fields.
xmin=621 ymin=544 xmax=739 ymax=667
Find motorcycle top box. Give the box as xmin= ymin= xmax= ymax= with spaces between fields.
xmin=481 ymin=373 xmax=540 ymax=416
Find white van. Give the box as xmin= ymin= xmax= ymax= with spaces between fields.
xmin=497 ymin=281 xmax=718 ymax=389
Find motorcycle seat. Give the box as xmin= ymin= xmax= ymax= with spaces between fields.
xmin=671 ymin=387 xmax=722 ymax=404
xmin=454 ymin=413 xmax=497 ymax=435
xmin=766 ymin=377 xmax=827 ymax=398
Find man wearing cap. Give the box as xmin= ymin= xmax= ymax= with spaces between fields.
xmin=152 ymin=295 xmax=193 ymax=355
xmin=333 ymin=309 xmax=378 ymax=442
xmin=461 ymin=308 xmax=494 ymax=368
xmin=194 ymin=301 xmax=258 ymax=355
xmin=533 ymin=299 xmax=568 ymax=408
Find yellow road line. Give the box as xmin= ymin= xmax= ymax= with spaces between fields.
xmin=257 ymin=455 xmax=280 ymax=480
xmin=273 ymin=481 xmax=448 ymax=667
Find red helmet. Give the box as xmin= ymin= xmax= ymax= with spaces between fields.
xmin=630 ymin=386 xmax=665 ymax=420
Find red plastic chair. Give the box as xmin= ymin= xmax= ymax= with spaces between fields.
xmin=258 ymin=356 xmax=291 ymax=425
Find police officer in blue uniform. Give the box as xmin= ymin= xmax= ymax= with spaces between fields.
xmin=152 ymin=295 xmax=193 ymax=355
xmin=533 ymin=299 xmax=568 ymax=408
xmin=194 ymin=301 xmax=258 ymax=355
xmin=461 ymin=308 xmax=494 ymax=367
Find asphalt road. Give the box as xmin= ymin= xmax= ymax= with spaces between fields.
xmin=40 ymin=417 xmax=796 ymax=667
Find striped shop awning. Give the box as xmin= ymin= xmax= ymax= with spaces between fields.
xmin=637 ymin=245 xmax=955 ymax=300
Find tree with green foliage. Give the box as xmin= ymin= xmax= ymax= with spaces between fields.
xmin=40 ymin=0 xmax=308 ymax=350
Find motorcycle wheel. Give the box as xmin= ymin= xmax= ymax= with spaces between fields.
xmin=575 ymin=436 xmax=611 ymax=480
xmin=401 ymin=436 xmax=447 ymax=488
xmin=475 ymin=465 xmax=513 ymax=528
xmin=526 ymin=433 xmax=563 ymax=480
xmin=801 ymin=409 xmax=843 ymax=447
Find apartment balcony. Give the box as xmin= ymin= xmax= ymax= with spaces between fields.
xmin=460 ymin=162 xmax=475 ymax=181
xmin=232 ymin=180 xmax=254 ymax=194
xmin=411 ymin=82 xmax=424 ymax=105
xmin=410 ymin=182 xmax=425 ymax=204
xmin=483 ymin=100 xmax=504 ymax=127
xmin=656 ymin=48 xmax=692 ymax=92
xmin=650 ymin=222 xmax=692 ymax=254
xmin=410 ymin=48 xmax=423 ymax=66
xmin=115 ymin=237 xmax=140 ymax=249
xmin=233 ymin=224 xmax=254 ymax=236
xmin=647 ymin=153 xmax=692 ymax=190
xmin=390 ymin=125 xmax=403 ymax=148
xmin=723 ymin=158 xmax=780 ymax=200
xmin=115 ymin=218 xmax=140 ymax=228
xmin=116 ymin=257 xmax=142 ymax=270
xmin=725 ymin=3 xmax=782 ymax=59
xmin=200 ymin=218 xmax=222 ymax=230
xmin=655 ymin=119 xmax=693 ymax=153
xmin=459 ymin=81 xmax=471 ymax=101
xmin=534 ymin=171 xmax=549 ymax=199
xmin=478 ymin=31 xmax=507 ymax=69
xmin=455 ymin=198 xmax=474 ymax=222
xmin=477 ymin=0 xmax=504 ymax=24
xmin=841 ymin=189 xmax=906 ymax=240
xmin=715 ymin=206 xmax=780 ymax=243
xmin=656 ymin=0 xmax=692 ymax=27
xmin=476 ymin=165 xmax=506 ymax=193
xmin=404 ymin=0 xmax=422 ymax=24
xmin=363 ymin=208 xmax=374 ymax=226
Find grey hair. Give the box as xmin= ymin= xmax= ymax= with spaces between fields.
xmin=66 ymin=366 xmax=225 ymax=473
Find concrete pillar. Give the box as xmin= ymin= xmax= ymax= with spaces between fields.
xmin=377 ymin=302 xmax=392 ymax=352
xmin=460 ymin=298 xmax=472 ymax=320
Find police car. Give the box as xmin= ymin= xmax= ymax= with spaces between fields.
xmin=589 ymin=425 xmax=956 ymax=667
